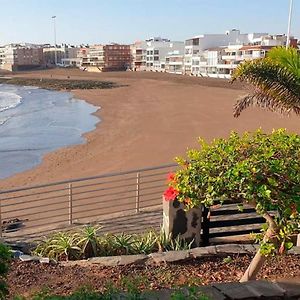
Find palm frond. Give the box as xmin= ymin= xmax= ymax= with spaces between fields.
xmin=232 ymin=58 xmax=300 ymax=117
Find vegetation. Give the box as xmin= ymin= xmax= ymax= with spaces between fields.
xmin=0 ymin=77 xmax=119 ymax=90
xmin=14 ymin=284 xmax=211 ymax=300
xmin=231 ymin=46 xmax=300 ymax=117
xmin=0 ymin=243 xmax=11 ymax=299
xmin=165 ymin=129 xmax=300 ymax=281
xmin=33 ymin=227 xmax=193 ymax=260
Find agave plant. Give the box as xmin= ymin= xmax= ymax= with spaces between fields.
xmin=34 ymin=232 xmax=82 ymax=261
xmin=111 ymin=233 xmax=135 ymax=255
xmin=131 ymin=230 xmax=158 ymax=254
xmin=231 ymin=47 xmax=300 ymax=117
xmin=77 ymin=226 xmax=102 ymax=258
xmin=156 ymin=227 xmax=172 ymax=252
xmin=168 ymin=235 xmax=194 ymax=251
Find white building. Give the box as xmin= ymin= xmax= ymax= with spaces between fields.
xmin=165 ymin=50 xmax=184 ymax=74
xmin=184 ymin=29 xmax=268 ymax=75
xmin=144 ymin=37 xmax=184 ymax=72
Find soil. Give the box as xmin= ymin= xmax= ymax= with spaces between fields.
xmin=7 ymin=254 xmax=300 ymax=298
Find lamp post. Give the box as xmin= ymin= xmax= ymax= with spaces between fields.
xmin=286 ymin=0 xmax=293 ymax=49
xmin=52 ymin=16 xmax=57 ymax=65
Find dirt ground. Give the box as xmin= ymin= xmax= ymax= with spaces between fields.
xmin=7 ymin=254 xmax=300 ymax=298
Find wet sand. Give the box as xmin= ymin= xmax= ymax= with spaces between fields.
xmin=1 ymin=69 xmax=300 ymax=190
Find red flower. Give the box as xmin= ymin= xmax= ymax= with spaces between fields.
xmin=167 ymin=172 xmax=176 ymax=183
xmin=163 ymin=187 xmax=179 ymax=201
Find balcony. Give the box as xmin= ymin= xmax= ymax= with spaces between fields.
xmin=222 ymin=55 xmax=243 ymax=61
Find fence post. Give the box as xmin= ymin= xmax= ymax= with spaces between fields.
xmin=68 ymin=183 xmax=73 ymax=225
xmin=201 ymin=206 xmax=210 ymax=246
xmin=135 ymin=172 xmax=140 ymax=213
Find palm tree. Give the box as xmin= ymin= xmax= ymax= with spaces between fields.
xmin=231 ymin=46 xmax=300 ymax=117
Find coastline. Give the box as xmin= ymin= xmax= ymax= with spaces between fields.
xmin=1 ymin=69 xmax=300 ymax=191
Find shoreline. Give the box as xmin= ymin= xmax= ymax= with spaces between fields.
xmin=1 ymin=69 xmax=300 ymax=191
xmin=0 ymin=82 xmax=101 ymax=182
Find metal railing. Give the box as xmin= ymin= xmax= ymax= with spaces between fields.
xmin=0 ymin=163 xmax=176 ymax=240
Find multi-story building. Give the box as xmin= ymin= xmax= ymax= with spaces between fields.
xmin=144 ymin=37 xmax=184 ymax=72
xmin=165 ymin=50 xmax=184 ymax=74
xmin=80 ymin=44 xmax=131 ymax=72
xmin=184 ymin=29 xmax=268 ymax=75
xmin=131 ymin=41 xmax=147 ymax=71
xmin=43 ymin=44 xmax=80 ymax=66
xmin=0 ymin=44 xmax=44 ymax=71
xmin=192 ymin=34 xmax=293 ymax=78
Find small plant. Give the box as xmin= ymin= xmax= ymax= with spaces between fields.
xmin=156 ymin=227 xmax=172 ymax=252
xmin=78 ymin=226 xmax=102 ymax=258
xmin=34 ymin=232 xmax=81 ymax=261
xmin=222 ymin=256 xmax=233 ymax=264
xmin=0 ymin=243 xmax=11 ymax=300
xmin=131 ymin=230 xmax=157 ymax=254
xmin=171 ymin=287 xmax=210 ymax=300
xmin=168 ymin=235 xmax=194 ymax=251
xmin=111 ymin=233 xmax=134 ymax=255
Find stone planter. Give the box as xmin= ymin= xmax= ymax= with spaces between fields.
xmin=162 ymin=197 xmax=202 ymax=247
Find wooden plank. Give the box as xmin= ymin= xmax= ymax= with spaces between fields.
xmin=209 ymin=216 xmax=265 ymax=228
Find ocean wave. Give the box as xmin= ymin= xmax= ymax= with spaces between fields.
xmin=0 ymin=91 xmax=22 ymax=112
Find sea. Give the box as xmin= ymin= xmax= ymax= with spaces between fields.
xmin=0 ymin=83 xmax=99 ymax=179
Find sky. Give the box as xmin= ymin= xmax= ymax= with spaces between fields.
xmin=0 ymin=0 xmax=299 ymax=45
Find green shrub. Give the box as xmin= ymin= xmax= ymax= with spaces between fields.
xmin=165 ymin=129 xmax=300 ymax=281
xmin=0 ymin=243 xmax=11 ymax=299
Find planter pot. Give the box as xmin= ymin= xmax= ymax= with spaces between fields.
xmin=162 ymin=197 xmax=202 ymax=247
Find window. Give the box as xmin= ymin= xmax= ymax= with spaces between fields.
xmin=154 ymin=50 xmax=159 ymax=55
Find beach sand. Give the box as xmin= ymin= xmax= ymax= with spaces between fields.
xmin=0 ymin=70 xmax=300 ymax=189
xmin=1 ymin=69 xmax=300 ymax=189
xmin=2 ymin=69 xmax=300 ymax=239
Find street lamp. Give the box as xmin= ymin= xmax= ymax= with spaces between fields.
xmin=286 ymin=0 xmax=293 ymax=49
xmin=52 ymin=16 xmax=57 ymax=65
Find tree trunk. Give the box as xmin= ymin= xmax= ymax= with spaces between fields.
xmin=240 ymin=212 xmax=278 ymax=282
xmin=240 ymin=247 xmax=267 ymax=282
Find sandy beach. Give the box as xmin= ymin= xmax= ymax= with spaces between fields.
xmin=1 ymin=69 xmax=300 ymax=190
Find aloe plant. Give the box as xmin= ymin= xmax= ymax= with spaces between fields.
xmin=78 ymin=226 xmax=101 ymax=258
xmin=34 ymin=232 xmax=81 ymax=261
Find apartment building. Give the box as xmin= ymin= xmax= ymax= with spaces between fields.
xmin=184 ymin=29 xmax=268 ymax=75
xmin=0 ymin=44 xmax=44 ymax=71
xmin=144 ymin=37 xmax=184 ymax=72
xmin=43 ymin=44 xmax=80 ymax=66
xmin=193 ymin=34 xmax=292 ymax=78
xmin=165 ymin=50 xmax=184 ymax=74
xmin=131 ymin=41 xmax=147 ymax=71
xmin=80 ymin=44 xmax=131 ymax=72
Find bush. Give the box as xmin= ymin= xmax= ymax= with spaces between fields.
xmin=0 ymin=243 xmax=11 ymax=299
xmin=165 ymin=129 xmax=300 ymax=281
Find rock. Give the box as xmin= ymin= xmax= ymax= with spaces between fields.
xmin=148 ymin=250 xmax=190 ymax=264
xmin=19 ymin=255 xmax=40 ymax=262
xmin=189 ymin=245 xmax=217 ymax=258
xmin=88 ymin=254 xmax=148 ymax=266
xmin=216 ymin=244 xmax=245 ymax=254
xmin=288 ymin=246 xmax=300 ymax=255
xmin=241 ymin=244 xmax=258 ymax=254
xmin=39 ymin=257 xmax=50 ymax=264
xmin=10 ymin=250 xmax=23 ymax=258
